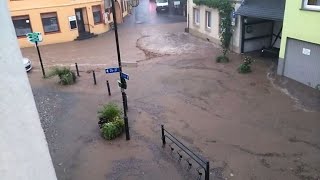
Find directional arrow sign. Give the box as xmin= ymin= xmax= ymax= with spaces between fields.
xmin=105 ymin=67 xmax=120 ymax=74
xmin=121 ymin=72 xmax=129 ymax=80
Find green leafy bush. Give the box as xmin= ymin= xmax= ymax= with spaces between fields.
xmin=238 ymin=56 xmax=254 ymax=74
xmin=98 ymin=103 xmax=124 ymax=140
xmin=47 ymin=67 xmax=76 ymax=85
xmin=216 ymin=55 xmax=229 ymax=63
xmin=100 ymin=118 xmax=124 ymax=140
xmin=98 ymin=103 xmax=122 ymax=122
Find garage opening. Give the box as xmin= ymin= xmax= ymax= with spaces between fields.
xmin=236 ymin=0 xmax=285 ymax=56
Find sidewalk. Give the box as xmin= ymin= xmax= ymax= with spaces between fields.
xmin=21 ymin=23 xmax=186 ymax=71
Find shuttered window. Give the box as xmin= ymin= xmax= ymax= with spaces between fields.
xmin=41 ymin=12 xmax=60 ymax=33
xmin=92 ymin=5 xmax=102 ymax=24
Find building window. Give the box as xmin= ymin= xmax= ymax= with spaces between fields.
xmin=104 ymin=0 xmax=111 ymax=8
xmin=121 ymin=0 xmax=125 ymax=13
xmin=41 ymin=12 xmax=60 ymax=33
xmin=127 ymin=1 xmax=130 ymax=12
xmin=205 ymin=11 xmax=211 ymax=29
xmin=193 ymin=8 xmax=200 ymax=25
xmin=92 ymin=5 xmax=102 ymax=24
xmin=303 ymin=0 xmax=320 ymax=10
xmin=12 ymin=15 xmax=32 ymax=37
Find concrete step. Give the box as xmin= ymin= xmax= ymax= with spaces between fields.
xmin=75 ymin=32 xmax=97 ymax=41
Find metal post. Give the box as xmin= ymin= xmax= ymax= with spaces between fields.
xmin=75 ymin=63 xmax=80 ymax=77
xmin=35 ymin=41 xmax=45 ymax=78
xmin=106 ymin=80 xmax=111 ymax=96
xmin=161 ymin=125 xmax=166 ymax=145
xmin=92 ymin=70 xmax=97 ymax=85
xmin=124 ymin=92 xmax=128 ymax=111
xmin=111 ymin=0 xmax=130 ymax=140
xmin=122 ymin=92 xmax=130 ymax=140
xmin=205 ymin=161 xmax=210 ymax=180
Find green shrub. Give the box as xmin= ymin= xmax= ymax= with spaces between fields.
xmin=316 ymin=84 xmax=320 ymax=91
xmin=238 ymin=56 xmax=254 ymax=74
xmin=47 ymin=67 xmax=76 ymax=85
xmin=100 ymin=118 xmax=124 ymax=140
xmin=216 ymin=55 xmax=229 ymax=63
xmin=98 ymin=103 xmax=122 ymax=122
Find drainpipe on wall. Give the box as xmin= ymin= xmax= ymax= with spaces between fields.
xmin=0 ymin=1 xmax=57 ymax=180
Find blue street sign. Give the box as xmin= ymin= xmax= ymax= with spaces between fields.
xmin=121 ymin=72 xmax=129 ymax=80
xmin=105 ymin=67 xmax=120 ymax=74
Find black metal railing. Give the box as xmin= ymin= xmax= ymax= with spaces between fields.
xmin=161 ymin=125 xmax=210 ymax=180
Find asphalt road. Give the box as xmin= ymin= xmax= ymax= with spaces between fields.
xmin=122 ymin=0 xmax=187 ymax=27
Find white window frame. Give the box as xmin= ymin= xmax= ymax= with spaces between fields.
xmin=205 ymin=11 xmax=211 ymax=29
xmin=193 ymin=8 xmax=200 ymax=25
xmin=303 ymin=0 xmax=320 ymax=11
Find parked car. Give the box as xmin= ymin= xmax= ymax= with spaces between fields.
xmin=156 ymin=0 xmax=169 ymax=12
xmin=23 ymin=57 xmax=32 ymax=72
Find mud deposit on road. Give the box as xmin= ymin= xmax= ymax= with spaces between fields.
xmin=136 ymin=32 xmax=216 ymax=56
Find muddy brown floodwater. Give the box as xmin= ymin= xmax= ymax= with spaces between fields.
xmin=28 ymin=21 xmax=320 ymax=180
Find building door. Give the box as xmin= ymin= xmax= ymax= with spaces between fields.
xmin=75 ymin=8 xmax=85 ymax=33
xmin=284 ymin=38 xmax=320 ymax=88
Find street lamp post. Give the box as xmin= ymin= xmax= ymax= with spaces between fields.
xmin=111 ymin=0 xmax=130 ymax=140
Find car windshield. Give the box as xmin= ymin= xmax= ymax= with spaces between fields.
xmin=157 ymin=0 xmax=168 ymax=3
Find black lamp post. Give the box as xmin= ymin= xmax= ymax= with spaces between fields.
xmin=111 ymin=0 xmax=130 ymax=140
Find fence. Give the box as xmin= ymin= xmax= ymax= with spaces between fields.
xmin=161 ymin=125 xmax=210 ymax=180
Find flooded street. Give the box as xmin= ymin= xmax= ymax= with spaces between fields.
xmin=25 ymin=0 xmax=320 ymax=179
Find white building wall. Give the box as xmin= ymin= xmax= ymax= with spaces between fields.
xmin=230 ymin=2 xmax=242 ymax=53
xmin=187 ymin=0 xmax=242 ymax=53
xmin=189 ymin=5 xmax=220 ymax=41
xmin=0 ymin=1 xmax=58 ymax=180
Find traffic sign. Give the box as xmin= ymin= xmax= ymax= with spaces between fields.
xmin=26 ymin=32 xmax=42 ymax=43
xmin=121 ymin=72 xmax=129 ymax=80
xmin=105 ymin=67 xmax=120 ymax=74
xmin=118 ymin=79 xmax=127 ymax=89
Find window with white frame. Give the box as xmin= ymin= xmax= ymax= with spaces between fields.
xmin=205 ymin=11 xmax=211 ymax=29
xmin=193 ymin=8 xmax=200 ymax=25
xmin=303 ymin=0 xmax=320 ymax=10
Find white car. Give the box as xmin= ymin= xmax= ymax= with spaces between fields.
xmin=156 ymin=0 xmax=169 ymax=12
xmin=23 ymin=58 xmax=32 ymax=72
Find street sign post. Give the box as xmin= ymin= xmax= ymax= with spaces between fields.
xmin=111 ymin=0 xmax=130 ymax=140
xmin=26 ymin=32 xmax=45 ymax=77
xmin=120 ymin=72 xmax=129 ymax=80
xmin=105 ymin=67 xmax=120 ymax=74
